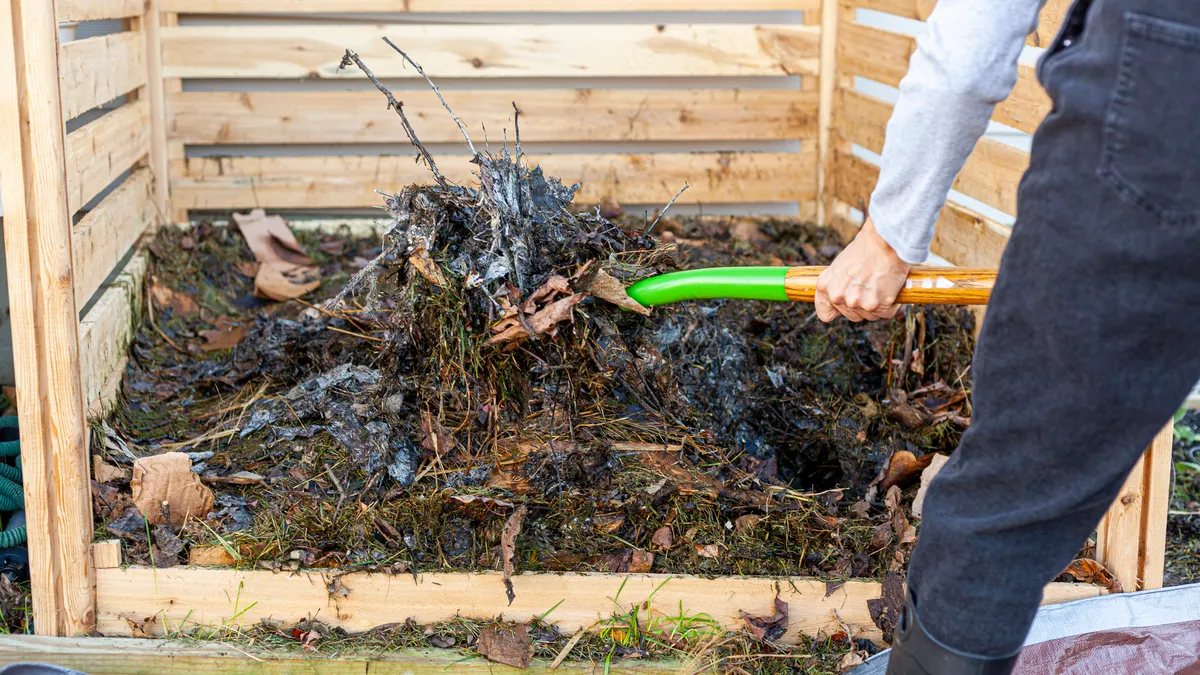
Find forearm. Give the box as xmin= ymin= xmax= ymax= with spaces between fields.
xmin=869 ymin=0 xmax=1043 ymax=264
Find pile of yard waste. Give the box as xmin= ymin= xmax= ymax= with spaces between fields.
xmin=85 ymin=48 xmax=985 ymax=671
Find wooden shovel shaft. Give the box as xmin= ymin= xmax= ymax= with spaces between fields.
xmin=784 ymin=266 xmax=996 ymax=305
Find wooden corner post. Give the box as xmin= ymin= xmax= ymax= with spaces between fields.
xmin=135 ymin=0 xmax=172 ymax=226
xmin=0 ymin=0 xmax=95 ymax=636
xmin=815 ymin=0 xmax=841 ymax=227
xmin=1096 ymin=423 xmax=1174 ymax=592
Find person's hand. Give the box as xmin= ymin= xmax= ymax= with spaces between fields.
xmin=815 ymin=218 xmax=909 ymax=323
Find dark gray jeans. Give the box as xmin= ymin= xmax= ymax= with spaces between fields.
xmin=908 ymin=0 xmax=1200 ymax=658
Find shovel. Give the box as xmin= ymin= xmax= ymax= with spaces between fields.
xmin=625 ymin=266 xmax=996 ymax=307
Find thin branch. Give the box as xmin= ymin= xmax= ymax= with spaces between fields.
xmin=646 ymin=183 xmax=689 ymax=235
xmin=512 ymin=101 xmax=522 ymax=160
xmin=338 ymin=49 xmax=448 ymax=188
xmin=382 ymin=36 xmax=479 ymax=157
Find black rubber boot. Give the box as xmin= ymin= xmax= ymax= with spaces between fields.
xmin=886 ymin=591 xmax=1020 ymax=675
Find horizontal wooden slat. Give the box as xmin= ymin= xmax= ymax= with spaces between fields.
xmin=831 ymin=148 xmax=876 ymax=210
xmin=834 ymin=87 xmax=890 ymax=153
xmin=993 ymin=64 xmax=1051 ymax=134
xmin=55 ymin=0 xmax=145 ymax=22
xmin=95 ymin=566 xmax=1103 ymax=646
xmin=73 ymin=168 xmax=157 ymax=309
xmin=79 ymin=253 xmax=147 ymax=414
xmin=162 ymin=24 xmax=820 ymax=79
xmin=844 ymin=0 xmax=1068 ymax=47
xmin=65 ymin=99 xmax=152 ymax=214
xmin=59 ymin=31 xmax=147 ymax=120
xmin=164 ymin=0 xmax=820 ymax=12
xmin=169 ymin=90 xmax=818 ymax=145
xmin=0 ymin=637 xmax=674 ymax=675
xmin=929 ymin=200 xmax=1012 ymax=268
xmin=171 ymin=151 xmax=816 ymax=210
xmin=837 ymin=21 xmax=912 ymax=87
xmin=832 ymin=151 xmax=1013 ymax=266
xmin=838 ymin=20 xmax=1051 ymax=134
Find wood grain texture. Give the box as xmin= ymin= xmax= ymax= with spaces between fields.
xmin=65 ymin=99 xmax=152 ymax=215
xmin=55 ymin=0 xmax=146 ymax=22
xmin=836 ymin=88 xmax=1028 ymax=216
xmin=843 ymin=0 xmax=1067 ymax=46
xmin=837 ymin=20 xmax=1050 ymax=134
xmin=59 ymin=31 xmax=146 ymax=120
xmin=786 ymin=265 xmax=994 ymax=304
xmin=161 ymin=24 xmax=820 ymax=79
xmin=0 ymin=0 xmax=94 ymax=637
xmin=79 ymin=254 xmax=147 ymax=414
xmin=163 ymin=0 xmax=820 ymax=12
xmin=73 ymin=168 xmax=157 ymax=309
xmin=815 ymin=0 xmax=842 ymax=224
xmin=90 ymin=541 xmax=122 ymax=570
xmin=1097 ymin=451 xmax=1148 ymax=592
xmin=1138 ymin=424 xmax=1174 ymax=590
xmin=137 ymin=0 xmax=172 ymax=221
xmin=830 ymin=148 xmax=876 ymax=210
xmin=95 ymin=566 xmax=1102 ymax=645
xmin=1029 ymin=0 xmax=1071 ymax=48
xmin=0 ymin=636 xmax=677 ymax=675
xmin=170 ymin=151 xmax=817 ymax=211
xmin=168 ymin=89 xmax=818 ymax=145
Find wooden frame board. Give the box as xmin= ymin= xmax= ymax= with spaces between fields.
xmin=163 ymin=0 xmax=822 ymax=12
xmin=93 ymin=563 xmax=1103 ymax=646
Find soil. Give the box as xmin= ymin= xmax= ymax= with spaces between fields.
xmin=1166 ymin=411 xmax=1200 ymax=587
xmin=95 ymin=213 xmax=976 ymax=582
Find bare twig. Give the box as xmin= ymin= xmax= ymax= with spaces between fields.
xmin=512 ymin=101 xmax=521 ymax=159
xmin=338 ymin=49 xmax=448 ymax=187
xmin=382 ymin=37 xmax=478 ymax=157
xmin=646 ymin=183 xmax=690 ymax=235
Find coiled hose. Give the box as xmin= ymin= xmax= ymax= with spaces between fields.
xmin=0 ymin=417 xmax=24 ymax=548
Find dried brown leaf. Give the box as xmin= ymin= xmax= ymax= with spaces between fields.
xmin=880 ymin=450 xmax=934 ymax=491
xmin=408 ymin=246 xmax=447 ymax=287
xmin=739 ymin=596 xmax=788 ymax=642
xmin=694 ymin=543 xmax=720 ymax=559
xmin=629 ymin=550 xmax=655 ymax=574
xmin=598 ymin=196 xmax=624 ymax=220
xmin=592 ymin=514 xmax=625 ymax=534
xmin=650 ymin=527 xmax=674 ymax=552
xmin=233 ymin=209 xmax=311 ymax=265
xmin=418 ymin=413 xmax=455 ymax=456
xmin=577 ymin=267 xmax=651 ymax=316
xmin=869 ymin=523 xmax=893 ymax=552
xmin=199 ymin=325 xmax=246 ymax=351
xmin=131 ymin=452 xmax=215 ymax=527
xmin=734 ymin=514 xmax=764 ymax=535
xmin=93 ymin=456 xmax=129 ymax=484
xmin=477 ymin=623 xmax=532 ymax=669
xmin=887 ymin=389 xmax=927 ymax=428
xmin=234 ymin=260 xmax=260 ymax=277
xmin=911 ymin=453 xmax=951 ymax=519
xmin=486 ymin=293 xmax=586 ymax=346
xmin=501 ymin=505 xmax=528 ymax=605
xmin=150 ymin=281 xmax=199 ymax=316
xmin=866 ymin=573 xmax=906 ymax=642
xmin=255 ymin=261 xmax=321 ymax=301
xmin=1060 ymin=558 xmax=1123 ymax=593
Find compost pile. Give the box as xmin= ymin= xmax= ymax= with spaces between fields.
xmin=92 ymin=51 xmax=978 ymax=592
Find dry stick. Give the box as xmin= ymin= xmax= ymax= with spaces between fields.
xmin=338 ymin=49 xmax=448 ymax=188
xmin=382 ymin=36 xmax=479 ymax=158
xmin=646 ymin=183 xmax=690 ymax=236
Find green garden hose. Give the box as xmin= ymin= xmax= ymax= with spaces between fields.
xmin=0 ymin=417 xmax=24 ymax=547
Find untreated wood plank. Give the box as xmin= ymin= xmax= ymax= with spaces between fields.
xmin=164 ymin=0 xmax=819 ymax=12
xmin=65 ymin=98 xmax=152 ymax=215
xmin=831 ymin=149 xmax=876 ymax=210
xmin=928 ymin=201 xmax=1012 ymax=268
xmin=170 ymin=151 xmax=817 ymax=212
xmin=73 ymin=168 xmax=157 ymax=309
xmin=838 ymin=20 xmax=1050 ymax=134
xmin=55 ymin=0 xmax=146 ymax=22
xmin=162 ymin=24 xmax=820 ymax=79
xmin=0 ymin=636 xmax=676 ymax=675
xmin=136 ymin=0 xmax=173 ymax=221
xmin=91 ymin=541 xmax=122 ymax=570
xmin=1138 ymin=424 xmax=1174 ymax=590
xmin=0 ymin=0 xmax=95 ymax=637
xmin=59 ymin=30 xmax=147 ymax=120
xmin=847 ymin=0 xmax=933 ymax=20
xmin=79 ymin=254 xmax=148 ymax=414
xmin=1028 ymin=0 xmax=1071 ymax=47
xmin=816 ymin=0 xmax=842 ymax=224
xmin=993 ymin=65 xmax=1051 ymax=134
xmin=169 ymin=90 xmax=818 ymax=145
xmin=834 ymin=87 xmax=891 ymax=153
xmin=95 ymin=566 xmax=1103 ymax=645
xmin=837 ymin=20 xmax=913 ymax=88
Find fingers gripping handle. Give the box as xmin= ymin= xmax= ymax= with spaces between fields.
xmin=785 ymin=266 xmax=995 ymax=305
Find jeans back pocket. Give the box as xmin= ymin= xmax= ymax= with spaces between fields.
xmin=1099 ymin=13 xmax=1200 ymax=223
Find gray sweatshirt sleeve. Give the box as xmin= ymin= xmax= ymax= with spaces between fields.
xmin=869 ymin=0 xmax=1045 ymax=264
